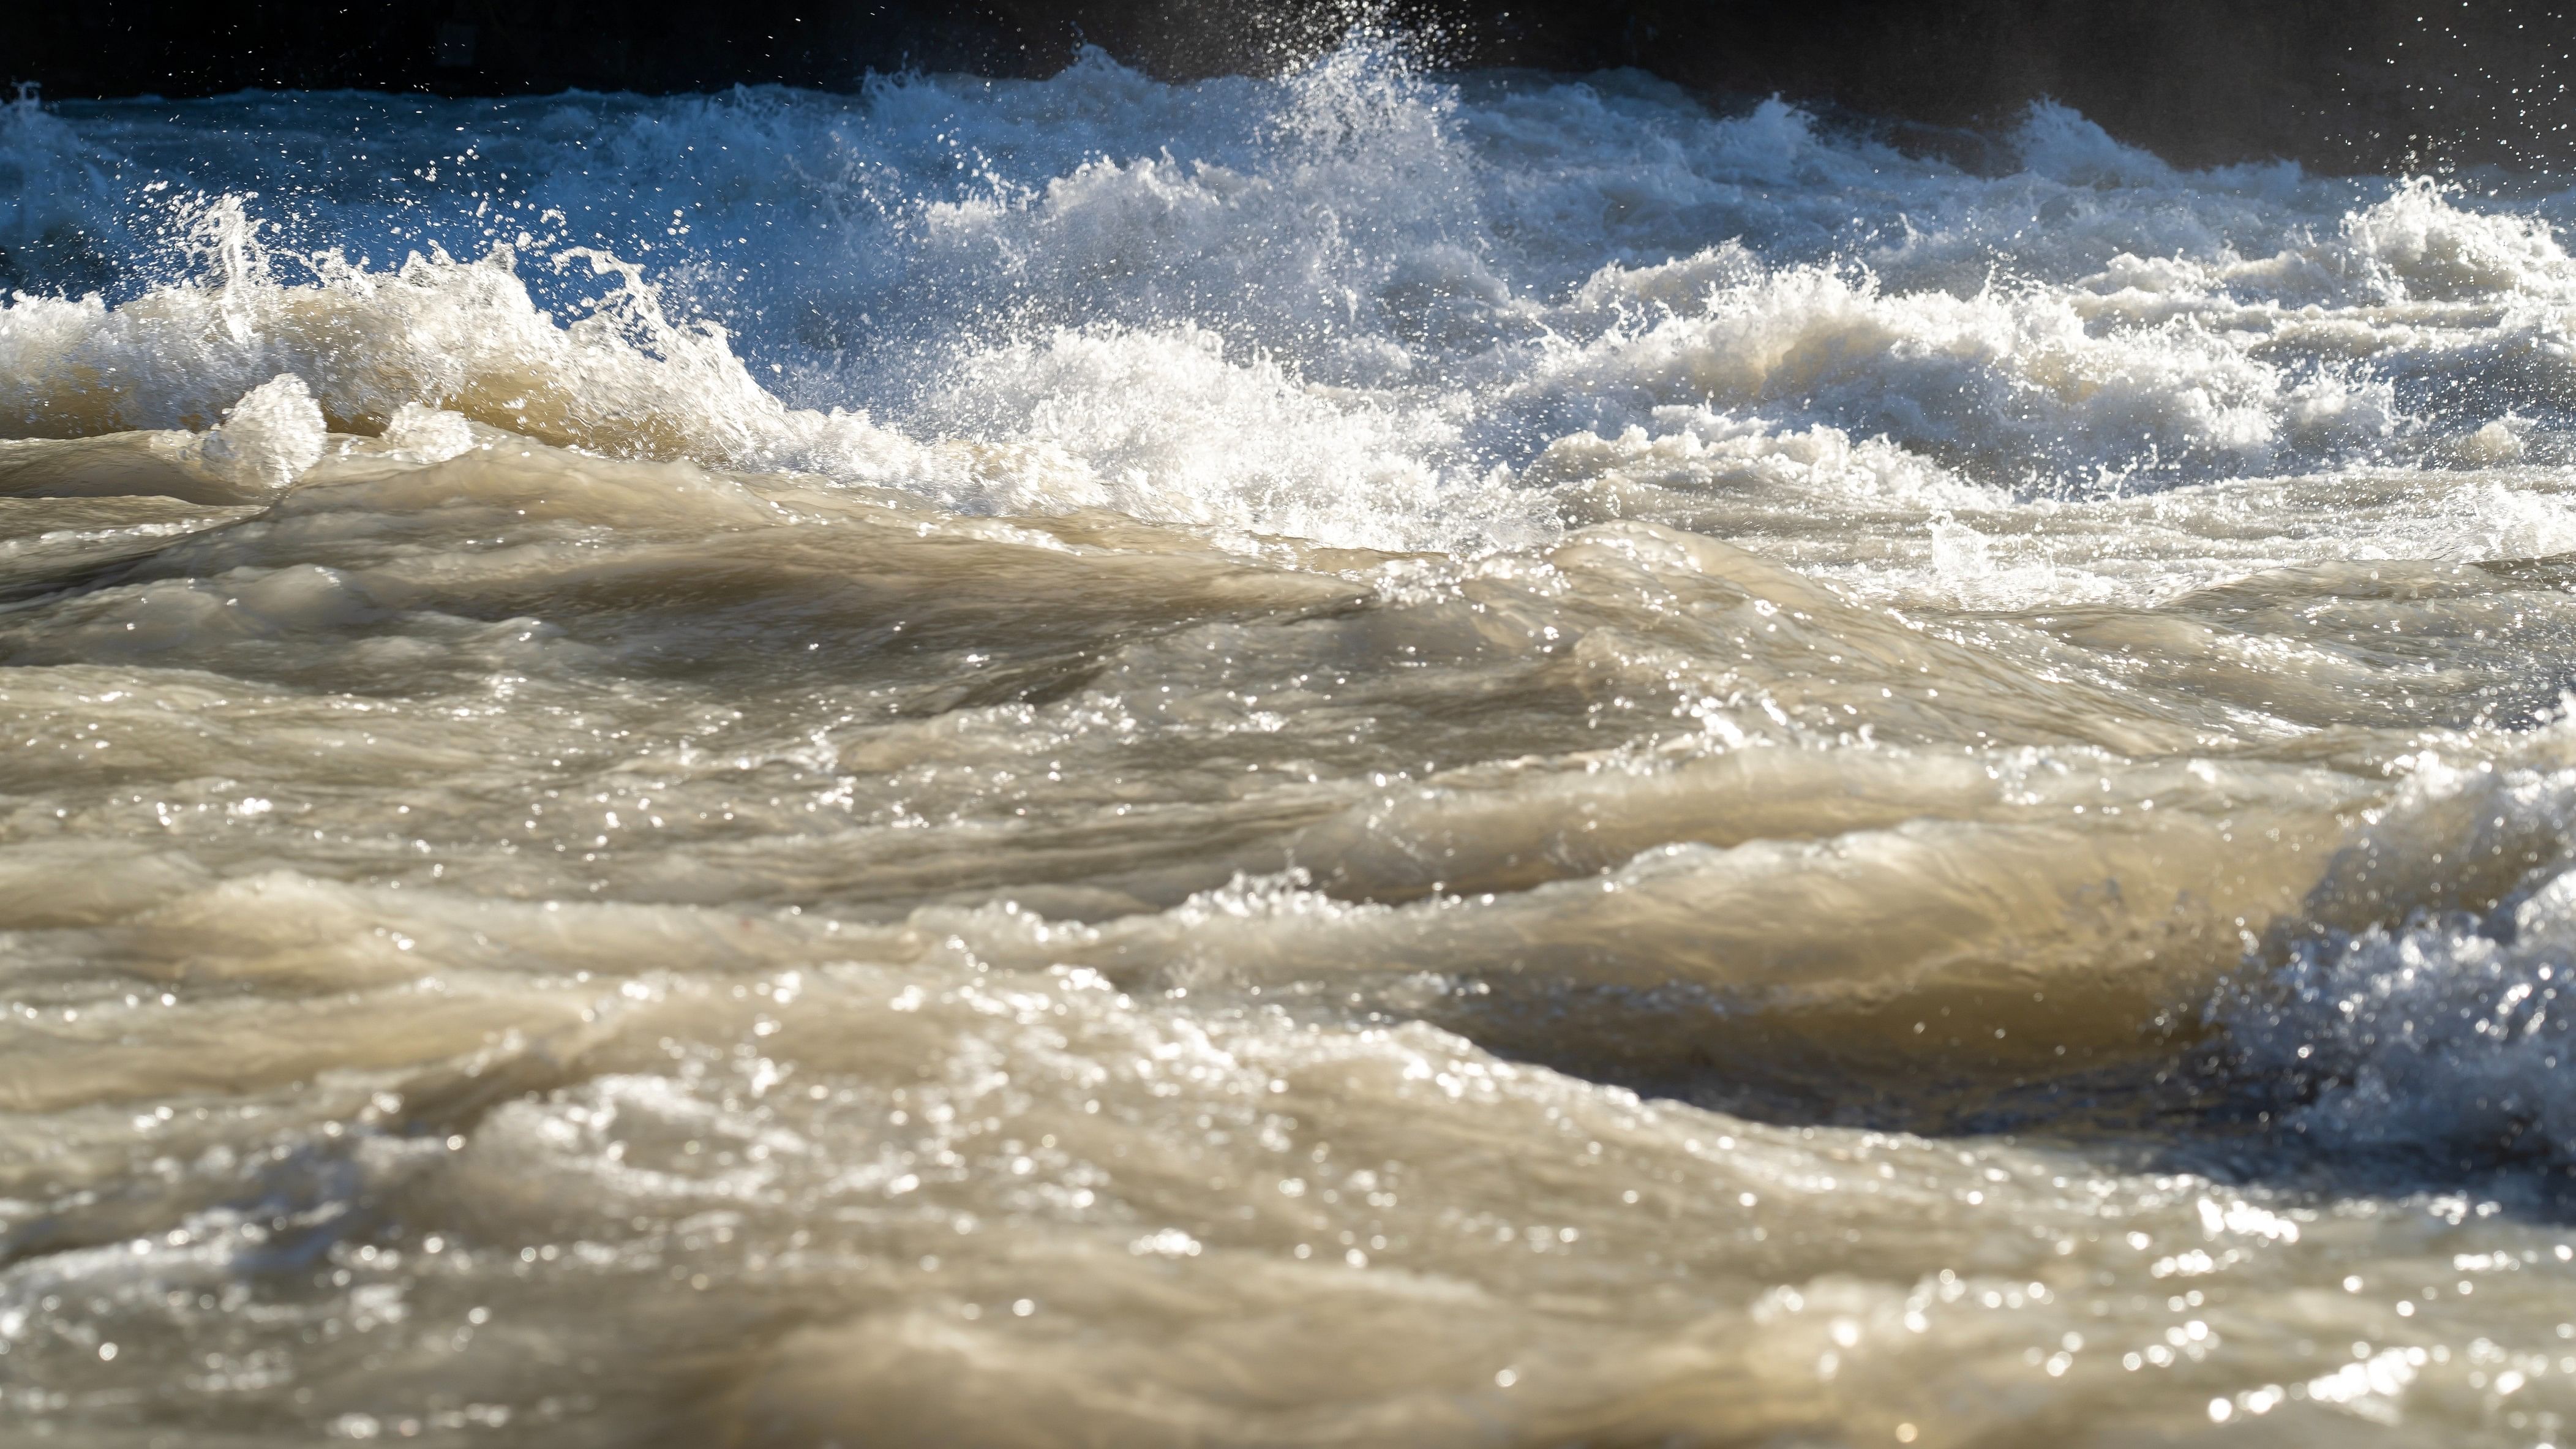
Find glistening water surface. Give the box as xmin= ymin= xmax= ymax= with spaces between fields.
xmin=11 ymin=40 xmax=2576 ymax=1446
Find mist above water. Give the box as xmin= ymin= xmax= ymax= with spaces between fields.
xmin=12 ymin=39 xmax=2576 ymax=1446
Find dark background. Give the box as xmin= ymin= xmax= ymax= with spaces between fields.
xmin=6 ymin=2 xmax=2572 ymax=172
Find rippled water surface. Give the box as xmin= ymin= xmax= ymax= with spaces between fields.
xmin=14 ymin=41 xmax=2576 ymax=1447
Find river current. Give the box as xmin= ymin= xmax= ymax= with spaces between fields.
xmin=9 ymin=40 xmax=2576 ymax=1446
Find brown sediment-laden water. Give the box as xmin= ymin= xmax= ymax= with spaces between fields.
xmin=11 ymin=43 xmax=2576 ymax=1447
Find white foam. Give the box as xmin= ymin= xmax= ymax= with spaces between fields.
xmin=376 ymin=401 xmax=480 ymax=463
xmin=1 ymin=42 xmax=2572 ymax=554
xmin=192 ymin=372 xmax=324 ymax=490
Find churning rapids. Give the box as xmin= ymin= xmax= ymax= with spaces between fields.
xmin=23 ymin=36 xmax=2576 ymax=1447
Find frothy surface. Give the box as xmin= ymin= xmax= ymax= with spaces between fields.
xmin=12 ymin=43 xmax=2576 ymax=1446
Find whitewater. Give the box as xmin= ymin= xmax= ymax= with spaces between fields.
xmin=13 ymin=37 xmax=2576 ymax=1445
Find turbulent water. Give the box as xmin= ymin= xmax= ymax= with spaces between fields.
xmin=19 ymin=39 xmax=2576 ymax=1447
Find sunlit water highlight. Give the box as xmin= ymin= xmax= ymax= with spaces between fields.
xmin=10 ymin=39 xmax=2576 ymax=1447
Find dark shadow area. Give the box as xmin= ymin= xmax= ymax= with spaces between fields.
xmin=4 ymin=2 xmax=2574 ymax=173
xmin=1433 ymin=964 xmax=2576 ymax=1227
